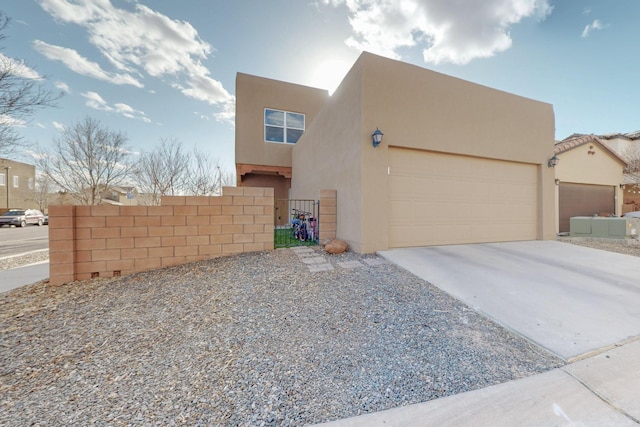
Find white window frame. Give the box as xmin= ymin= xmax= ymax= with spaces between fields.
xmin=264 ymin=108 xmax=305 ymax=144
xmin=0 ymin=173 xmax=5 ymax=186
xmin=13 ymin=175 xmax=19 ymax=188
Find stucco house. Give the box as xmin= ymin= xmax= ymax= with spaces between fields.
xmin=599 ymin=130 xmax=640 ymax=157
xmin=553 ymin=134 xmax=627 ymax=233
xmin=0 ymin=158 xmax=37 ymax=212
xmin=236 ymin=52 xmax=557 ymax=253
xmin=235 ymin=73 xmax=329 ymax=202
xmin=599 ymin=131 xmax=640 ymax=212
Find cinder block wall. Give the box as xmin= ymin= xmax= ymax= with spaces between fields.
xmin=319 ymin=189 xmax=336 ymax=241
xmin=48 ymin=187 xmax=274 ymax=285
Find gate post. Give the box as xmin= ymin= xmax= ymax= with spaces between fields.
xmin=319 ymin=189 xmax=336 ymax=241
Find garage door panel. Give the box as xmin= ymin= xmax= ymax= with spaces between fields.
xmin=558 ymin=183 xmax=614 ymax=233
xmin=389 ymin=148 xmax=538 ymax=247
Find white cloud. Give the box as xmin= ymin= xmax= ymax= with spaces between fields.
xmin=214 ymin=99 xmax=236 ymax=125
xmin=0 ymin=115 xmax=27 ymax=127
xmin=324 ymin=0 xmax=553 ymax=65
xmin=82 ymin=91 xmax=151 ymax=123
xmin=0 ymin=53 xmax=42 ymax=79
xmin=194 ymin=112 xmax=210 ymax=121
xmin=33 ymin=40 xmax=143 ymax=87
xmin=38 ymin=0 xmax=234 ymax=123
xmin=55 ymin=81 xmax=71 ymax=93
xmin=581 ymin=19 xmax=606 ymax=38
xmin=82 ymin=91 xmax=112 ymax=111
xmin=52 ymin=121 xmax=65 ymax=131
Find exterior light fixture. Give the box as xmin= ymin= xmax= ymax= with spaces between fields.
xmin=372 ymin=128 xmax=384 ymax=148
xmin=620 ymin=184 xmax=626 ymax=190
xmin=555 ymin=178 xmax=560 ymax=185
xmin=547 ymin=155 xmax=559 ymax=168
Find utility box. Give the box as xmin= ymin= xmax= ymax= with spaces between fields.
xmin=570 ymin=216 xmax=640 ymax=238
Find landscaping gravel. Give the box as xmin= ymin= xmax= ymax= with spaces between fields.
xmin=0 ymin=249 xmax=49 ymax=270
xmin=560 ymin=236 xmax=640 ymax=257
xmin=1 ymin=246 xmax=564 ymax=426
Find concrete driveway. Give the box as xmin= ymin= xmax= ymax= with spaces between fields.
xmin=379 ymin=240 xmax=640 ymax=361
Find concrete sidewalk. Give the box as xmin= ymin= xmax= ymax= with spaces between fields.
xmin=316 ymin=339 xmax=640 ymax=426
xmin=0 ymin=261 xmax=49 ymax=293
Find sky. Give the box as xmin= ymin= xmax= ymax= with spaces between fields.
xmin=1 ymin=0 xmax=639 ymax=176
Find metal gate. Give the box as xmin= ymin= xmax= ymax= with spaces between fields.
xmin=274 ymin=199 xmax=319 ymax=248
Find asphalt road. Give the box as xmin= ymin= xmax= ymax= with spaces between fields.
xmin=0 ymin=225 xmax=49 ymax=258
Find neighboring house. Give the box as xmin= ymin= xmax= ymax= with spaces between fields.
xmin=235 ymin=52 xmax=557 ymax=253
xmin=102 ymin=185 xmax=138 ymax=206
xmin=599 ymin=131 xmax=640 ymax=213
xmin=553 ymin=134 xmax=627 ymax=233
xmin=0 ymin=158 xmax=37 ymax=211
xmin=49 ymin=185 xmax=140 ymax=206
xmin=599 ymin=130 xmax=640 ymax=157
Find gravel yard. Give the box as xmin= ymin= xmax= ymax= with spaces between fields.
xmin=8 ymin=237 xmax=638 ymax=426
xmin=0 ymin=250 xmax=49 ymax=271
xmin=560 ymin=236 xmax=640 ymax=257
xmin=1 ymin=238 xmax=638 ymax=426
xmin=1 ymin=246 xmax=566 ymax=426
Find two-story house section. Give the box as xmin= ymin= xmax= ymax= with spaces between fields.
xmin=234 ymin=72 xmax=329 ymax=201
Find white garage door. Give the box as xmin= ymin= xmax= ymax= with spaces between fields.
xmin=389 ymin=148 xmax=539 ymax=247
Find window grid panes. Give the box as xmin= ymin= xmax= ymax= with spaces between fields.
xmin=264 ymin=108 xmax=305 ymax=144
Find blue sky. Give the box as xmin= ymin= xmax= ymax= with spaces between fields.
xmin=2 ymin=0 xmax=639 ymax=175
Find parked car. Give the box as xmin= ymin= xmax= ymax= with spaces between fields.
xmin=0 ymin=209 xmax=46 ymax=227
xmin=623 ymin=211 xmax=640 ymax=218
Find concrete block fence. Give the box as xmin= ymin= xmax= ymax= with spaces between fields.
xmin=48 ymin=187 xmax=275 ymax=286
xmin=319 ymin=189 xmax=337 ymax=241
xmin=48 ymin=187 xmax=338 ymax=286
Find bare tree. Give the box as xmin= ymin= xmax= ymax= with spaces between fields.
xmin=623 ymin=143 xmax=640 ymax=183
xmin=0 ymin=13 xmax=61 ymax=157
xmin=184 ymin=148 xmax=234 ymax=196
xmin=132 ymin=137 xmax=190 ymax=205
xmin=30 ymin=173 xmax=51 ymax=212
xmin=38 ymin=117 xmax=132 ymax=205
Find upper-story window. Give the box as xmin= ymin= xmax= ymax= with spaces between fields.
xmin=264 ymin=108 xmax=305 ymax=144
xmin=0 ymin=173 xmax=5 ymax=186
xmin=13 ymin=176 xmax=18 ymax=188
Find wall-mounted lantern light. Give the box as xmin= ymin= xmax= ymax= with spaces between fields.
xmin=372 ymin=128 xmax=384 ymax=148
xmin=547 ymin=155 xmax=559 ymax=168
xmin=620 ymin=184 xmax=626 ymax=190
xmin=555 ymin=178 xmax=560 ymax=185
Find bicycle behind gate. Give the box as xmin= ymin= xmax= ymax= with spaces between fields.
xmin=291 ymin=208 xmax=317 ymax=242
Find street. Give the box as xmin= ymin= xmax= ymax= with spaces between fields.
xmin=0 ymin=225 xmax=49 ymax=258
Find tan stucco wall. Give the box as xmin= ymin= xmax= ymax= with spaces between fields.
xmin=291 ymin=58 xmax=365 ymax=251
xmin=293 ymin=52 xmax=556 ymax=253
xmin=0 ymin=158 xmax=37 ymax=211
xmin=601 ymin=137 xmax=632 ymax=157
xmin=235 ymin=73 xmax=329 ymax=169
xmin=555 ymin=143 xmax=625 ymax=223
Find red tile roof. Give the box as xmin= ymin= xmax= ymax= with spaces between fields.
xmin=554 ymin=134 xmax=628 ymax=166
